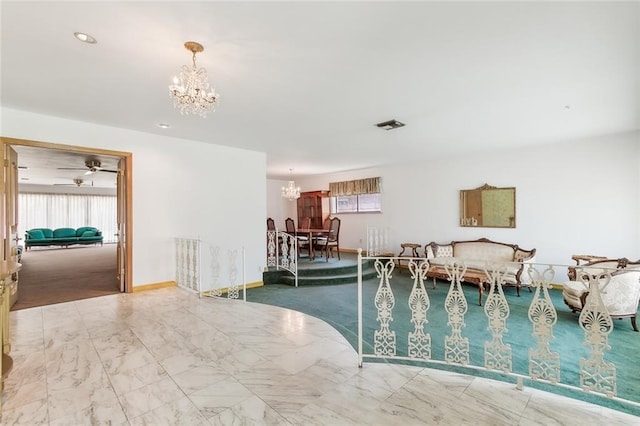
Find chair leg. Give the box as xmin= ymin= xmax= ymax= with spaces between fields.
xmin=632 ymin=315 xmax=638 ymax=332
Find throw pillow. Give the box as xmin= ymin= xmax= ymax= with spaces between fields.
xmin=81 ymin=230 xmax=96 ymax=238
xmin=28 ymin=230 xmax=45 ymax=240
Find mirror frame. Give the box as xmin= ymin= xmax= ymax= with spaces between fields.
xmin=460 ymin=184 xmax=516 ymax=228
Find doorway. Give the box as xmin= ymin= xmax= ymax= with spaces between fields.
xmin=0 ymin=137 xmax=132 ymax=309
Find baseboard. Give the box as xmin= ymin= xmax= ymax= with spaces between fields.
xmin=132 ymin=281 xmax=177 ymax=292
xmin=201 ymin=281 xmax=264 ymax=296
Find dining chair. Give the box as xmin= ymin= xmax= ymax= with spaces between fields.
xmin=315 ymin=217 xmax=341 ymax=262
xmin=285 ymin=217 xmax=309 ymax=258
xmin=267 ymin=217 xmax=276 ymax=231
xmin=285 ymin=218 xmax=296 ymax=234
xmin=313 ymin=216 xmax=332 ymax=247
xmin=300 ymin=216 xmax=311 ymax=229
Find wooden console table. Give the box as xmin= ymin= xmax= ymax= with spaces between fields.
xmin=428 ymin=267 xmax=490 ymax=306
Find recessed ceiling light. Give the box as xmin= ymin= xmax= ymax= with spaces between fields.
xmin=157 ymin=123 xmax=171 ymax=129
xmin=74 ymin=32 xmax=97 ymax=44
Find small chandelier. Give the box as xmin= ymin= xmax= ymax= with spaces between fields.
xmin=281 ymin=169 xmax=301 ymax=201
xmin=169 ymin=41 xmax=219 ymax=117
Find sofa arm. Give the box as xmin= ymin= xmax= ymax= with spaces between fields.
xmin=514 ymin=247 xmax=536 ymax=285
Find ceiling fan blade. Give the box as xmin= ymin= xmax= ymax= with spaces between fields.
xmin=84 ymin=170 xmax=95 ymax=175
xmin=57 ymin=167 xmax=88 ymax=171
xmin=96 ymin=169 xmax=118 ymax=173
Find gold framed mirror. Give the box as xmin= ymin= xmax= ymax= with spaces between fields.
xmin=460 ymin=184 xmax=516 ymax=228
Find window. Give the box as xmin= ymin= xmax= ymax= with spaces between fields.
xmin=329 ymin=176 xmax=382 ymax=213
xmin=18 ymin=193 xmax=118 ymax=243
xmin=331 ymin=193 xmax=382 ymax=213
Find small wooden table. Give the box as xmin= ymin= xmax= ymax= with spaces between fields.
xmin=396 ymin=243 xmax=422 ymax=269
xmin=296 ymin=228 xmax=329 ymax=260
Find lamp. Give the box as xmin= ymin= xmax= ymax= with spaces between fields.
xmin=281 ymin=169 xmax=301 ymax=201
xmin=169 ymin=41 xmax=219 ymax=117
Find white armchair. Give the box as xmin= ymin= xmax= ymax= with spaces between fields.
xmin=563 ymin=268 xmax=640 ymax=332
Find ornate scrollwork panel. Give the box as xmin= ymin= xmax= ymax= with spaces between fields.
xmin=443 ymin=261 xmax=469 ymax=365
xmin=191 ymin=239 xmax=199 ymax=292
xmin=483 ymin=265 xmax=512 ymax=373
xmin=374 ymin=259 xmax=396 ymax=356
xmin=527 ymin=266 xmax=560 ymax=383
xmin=407 ymin=260 xmax=431 ymax=360
xmin=176 ymin=238 xmax=199 ymax=292
xmin=579 ymin=273 xmax=616 ymax=397
xmin=227 ymin=249 xmax=239 ymax=299
xmin=266 ymin=230 xmax=276 ymax=267
xmin=208 ymin=245 xmax=222 ymax=297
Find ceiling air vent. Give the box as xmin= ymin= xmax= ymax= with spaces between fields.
xmin=375 ymin=119 xmax=405 ymax=130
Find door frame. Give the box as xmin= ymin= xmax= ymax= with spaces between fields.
xmin=0 ymin=136 xmax=133 ymax=293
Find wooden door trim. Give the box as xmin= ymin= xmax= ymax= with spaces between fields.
xmin=0 ymin=136 xmax=133 ymax=293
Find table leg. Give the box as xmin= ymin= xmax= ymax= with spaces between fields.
xmin=478 ymin=282 xmax=484 ymax=306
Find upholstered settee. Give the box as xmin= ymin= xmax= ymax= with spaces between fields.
xmin=25 ymin=227 xmax=103 ymax=250
xmin=424 ymin=238 xmax=537 ymax=305
xmin=562 ymin=258 xmax=640 ymax=331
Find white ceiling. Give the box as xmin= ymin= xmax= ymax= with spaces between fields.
xmin=1 ymin=1 xmax=638 ymax=180
xmin=11 ymin=146 xmax=120 ymax=189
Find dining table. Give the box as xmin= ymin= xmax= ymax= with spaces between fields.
xmin=296 ymin=228 xmax=330 ymax=260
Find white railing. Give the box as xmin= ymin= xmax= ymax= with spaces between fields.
xmin=266 ymin=230 xmax=298 ymax=287
xmin=366 ymin=226 xmax=389 ymax=256
xmin=175 ymin=237 xmax=246 ymax=300
xmin=356 ymin=250 xmax=640 ymax=414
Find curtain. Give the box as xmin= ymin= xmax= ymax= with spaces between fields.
xmin=329 ymin=177 xmax=381 ymax=196
xmin=19 ymin=193 xmax=118 ymax=243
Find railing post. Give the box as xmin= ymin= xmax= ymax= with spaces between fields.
xmin=242 ymin=246 xmax=246 ymax=302
xmin=357 ymin=248 xmax=363 ymax=367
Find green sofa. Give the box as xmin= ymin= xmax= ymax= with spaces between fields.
xmin=25 ymin=227 xmax=104 ymax=250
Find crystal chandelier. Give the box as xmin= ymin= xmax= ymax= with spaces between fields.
xmin=281 ymin=169 xmax=301 ymax=201
xmin=169 ymin=41 xmax=219 ymax=117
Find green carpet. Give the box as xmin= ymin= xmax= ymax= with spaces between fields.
xmin=247 ymin=273 xmax=640 ymax=416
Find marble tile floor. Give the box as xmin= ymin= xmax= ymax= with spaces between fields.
xmin=2 ymin=287 xmax=638 ymax=425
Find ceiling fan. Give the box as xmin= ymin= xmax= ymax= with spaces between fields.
xmin=54 ymin=178 xmax=94 ymax=187
xmin=57 ymin=159 xmax=117 ymax=175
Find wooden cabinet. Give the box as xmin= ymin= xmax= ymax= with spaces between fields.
xmin=297 ymin=191 xmax=329 ymax=229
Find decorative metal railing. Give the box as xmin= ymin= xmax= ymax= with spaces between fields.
xmin=356 ymin=250 xmax=640 ymax=415
xmin=366 ymin=226 xmax=389 ymax=256
xmin=175 ymin=237 xmax=246 ymax=300
xmin=266 ymin=230 xmax=298 ymax=287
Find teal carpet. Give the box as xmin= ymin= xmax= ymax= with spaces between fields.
xmin=247 ymin=273 xmax=640 ymax=416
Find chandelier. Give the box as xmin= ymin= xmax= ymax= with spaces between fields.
xmin=281 ymin=169 xmax=301 ymax=201
xmin=169 ymin=41 xmax=219 ymax=117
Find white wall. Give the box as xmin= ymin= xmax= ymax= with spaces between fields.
xmin=266 ymin=179 xmax=297 ymax=230
xmin=286 ymin=131 xmax=640 ymax=266
xmin=2 ymin=107 xmax=267 ymax=288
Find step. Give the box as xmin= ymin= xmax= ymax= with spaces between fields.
xmin=263 ymin=259 xmax=378 ymax=286
xmin=279 ymin=266 xmax=379 ymax=286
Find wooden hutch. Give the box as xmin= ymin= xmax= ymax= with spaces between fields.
xmin=297 ymin=190 xmax=330 ymax=229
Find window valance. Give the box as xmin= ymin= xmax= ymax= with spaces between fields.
xmin=329 ymin=177 xmax=381 ymax=196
